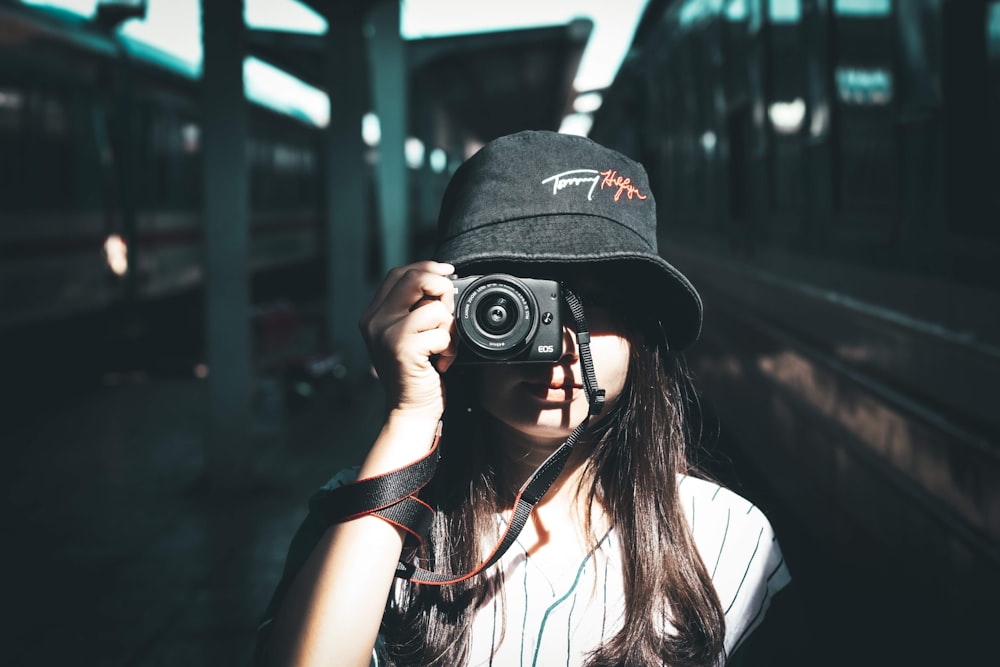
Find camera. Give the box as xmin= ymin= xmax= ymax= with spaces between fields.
xmin=450 ymin=274 xmax=563 ymax=364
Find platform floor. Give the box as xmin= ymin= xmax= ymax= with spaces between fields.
xmin=4 ymin=367 xmax=991 ymax=666
xmin=4 ymin=373 xmax=385 ymax=667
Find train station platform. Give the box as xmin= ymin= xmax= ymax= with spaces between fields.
xmin=4 ymin=356 xmax=992 ymax=666
xmin=4 ymin=369 xmax=386 ymax=667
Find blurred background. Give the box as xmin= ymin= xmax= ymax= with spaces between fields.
xmin=1 ymin=0 xmax=998 ymax=664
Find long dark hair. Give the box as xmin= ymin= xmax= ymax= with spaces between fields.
xmin=380 ymin=311 xmax=727 ymax=666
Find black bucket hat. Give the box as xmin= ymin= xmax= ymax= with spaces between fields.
xmin=435 ymin=130 xmax=703 ymax=350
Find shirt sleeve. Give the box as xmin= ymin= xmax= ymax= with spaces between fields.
xmin=679 ymin=476 xmax=792 ymax=657
xmin=717 ymin=506 xmax=791 ymax=656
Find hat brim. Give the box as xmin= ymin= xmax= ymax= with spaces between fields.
xmin=436 ymin=214 xmax=703 ymax=350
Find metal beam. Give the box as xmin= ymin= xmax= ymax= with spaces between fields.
xmin=367 ymin=0 xmax=409 ymax=273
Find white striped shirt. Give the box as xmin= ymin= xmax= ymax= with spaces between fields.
xmin=376 ymin=474 xmax=790 ymax=666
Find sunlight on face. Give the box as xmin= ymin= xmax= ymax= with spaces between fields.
xmin=478 ymin=307 xmax=630 ymax=444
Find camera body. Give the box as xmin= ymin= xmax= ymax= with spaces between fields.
xmin=450 ymin=274 xmax=564 ymax=364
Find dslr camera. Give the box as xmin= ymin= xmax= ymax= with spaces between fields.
xmin=450 ymin=274 xmax=564 ymax=364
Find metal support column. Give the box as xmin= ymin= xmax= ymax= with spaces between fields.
xmin=368 ymin=0 xmax=409 ymax=273
xmin=325 ymin=8 xmax=373 ymax=380
xmin=201 ymin=0 xmax=251 ymax=487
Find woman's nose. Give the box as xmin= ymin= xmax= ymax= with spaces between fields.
xmin=558 ymin=325 xmax=579 ymax=363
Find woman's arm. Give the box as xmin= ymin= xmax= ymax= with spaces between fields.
xmin=261 ymin=261 xmax=456 ymax=667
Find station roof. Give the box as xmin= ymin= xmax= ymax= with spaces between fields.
xmin=248 ymin=1 xmax=592 ymax=143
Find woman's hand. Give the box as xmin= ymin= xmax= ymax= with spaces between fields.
xmin=262 ymin=263 xmax=459 ymax=667
xmin=359 ymin=261 xmax=458 ymax=422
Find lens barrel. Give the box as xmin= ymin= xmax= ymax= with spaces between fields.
xmin=455 ymin=276 xmax=538 ymax=360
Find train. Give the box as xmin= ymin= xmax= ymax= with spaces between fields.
xmin=0 ymin=2 xmax=332 ymax=406
xmin=589 ymin=0 xmax=1000 ymax=663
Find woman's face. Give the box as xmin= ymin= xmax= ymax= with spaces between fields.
xmin=477 ymin=297 xmax=631 ymax=446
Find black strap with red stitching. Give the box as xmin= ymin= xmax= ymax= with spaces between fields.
xmin=308 ymin=287 xmax=603 ymax=586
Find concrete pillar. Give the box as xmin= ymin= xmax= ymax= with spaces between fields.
xmin=325 ymin=8 xmax=374 ymax=380
xmin=201 ymin=0 xmax=252 ymax=486
xmin=367 ymin=0 xmax=409 ymax=272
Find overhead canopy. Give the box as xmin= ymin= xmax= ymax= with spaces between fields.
xmin=409 ymin=19 xmax=592 ymax=143
xmin=247 ymin=2 xmax=591 ymax=143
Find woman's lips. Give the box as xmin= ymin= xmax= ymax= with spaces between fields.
xmin=521 ymin=379 xmax=582 ymax=401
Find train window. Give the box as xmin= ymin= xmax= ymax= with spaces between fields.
xmin=25 ymin=88 xmax=78 ymax=211
xmin=895 ymin=0 xmax=941 ymax=110
xmin=747 ymin=0 xmax=764 ymax=33
xmin=766 ymin=2 xmax=806 ymax=219
xmin=769 ymin=0 xmax=802 ymax=23
xmin=1 ymin=29 xmax=113 ymax=215
xmin=834 ymin=0 xmax=890 ymax=16
xmin=722 ymin=0 xmax=752 ymax=110
xmin=0 ymin=87 xmax=26 ymax=210
xmin=40 ymin=94 xmax=69 ymax=136
xmin=803 ymin=0 xmax=831 ymax=140
xmin=829 ymin=6 xmax=897 ymax=237
xmin=0 ymin=88 xmax=23 ymax=131
xmin=768 ymin=101 xmax=805 ymax=215
xmin=725 ymin=0 xmax=749 ymax=22
xmin=132 ymin=89 xmax=201 ymax=211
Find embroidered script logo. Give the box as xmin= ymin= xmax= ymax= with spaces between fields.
xmin=541 ymin=169 xmax=601 ymax=200
xmin=541 ymin=168 xmax=648 ymax=202
xmin=599 ymin=169 xmax=648 ymax=202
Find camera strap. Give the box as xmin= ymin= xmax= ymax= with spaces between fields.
xmin=308 ymin=287 xmax=604 ymax=586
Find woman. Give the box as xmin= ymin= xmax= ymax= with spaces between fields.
xmin=256 ymin=131 xmax=790 ymax=666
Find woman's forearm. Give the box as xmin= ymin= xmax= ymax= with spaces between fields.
xmin=264 ymin=517 xmax=404 ymax=667
xmin=262 ymin=414 xmax=441 ymax=667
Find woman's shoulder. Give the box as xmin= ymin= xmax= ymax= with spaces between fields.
xmin=676 ymin=474 xmax=769 ymax=528
xmin=676 ymin=473 xmax=783 ymax=572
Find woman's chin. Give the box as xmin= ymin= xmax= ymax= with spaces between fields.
xmin=498 ymin=404 xmax=588 ymax=442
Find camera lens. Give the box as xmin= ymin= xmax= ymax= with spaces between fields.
xmin=454 ymin=275 xmax=539 ymax=360
xmin=477 ymin=295 xmax=515 ymax=335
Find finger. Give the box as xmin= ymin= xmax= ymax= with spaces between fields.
xmin=407 ymin=327 xmax=453 ymax=364
xmin=365 ymin=281 xmax=453 ymax=346
xmin=363 ymin=265 xmax=406 ymax=324
xmin=404 ymin=299 xmax=454 ymax=334
xmin=366 ymin=302 xmax=452 ymax=371
xmin=399 ymin=329 xmax=450 ymax=376
xmin=371 ymin=261 xmax=453 ymax=309
xmin=380 ymin=269 xmax=455 ymax=318
xmin=432 ymin=318 xmax=460 ymax=373
xmin=361 ymin=262 xmax=454 ymax=333
xmin=433 ymin=349 xmax=458 ymax=374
